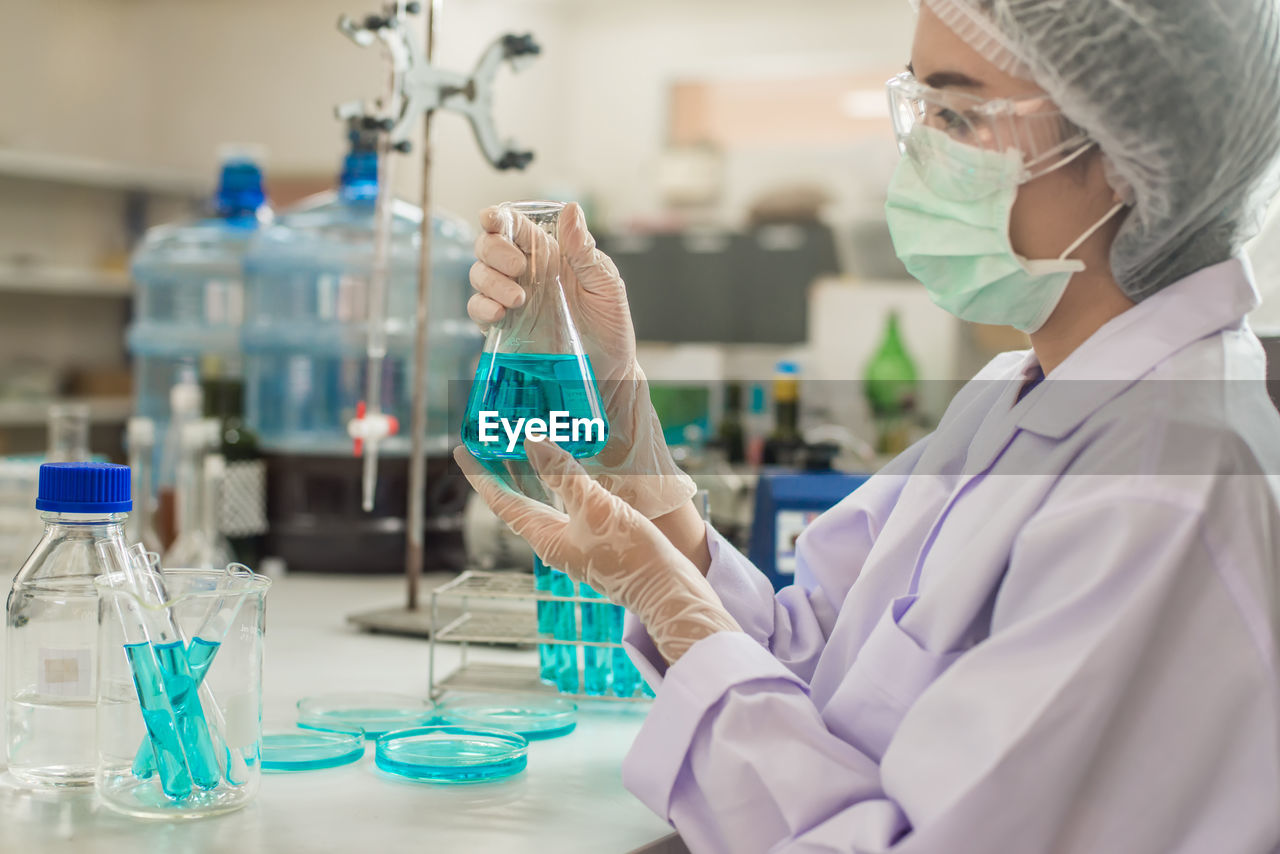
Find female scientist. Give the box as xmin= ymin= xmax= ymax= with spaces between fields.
xmin=456 ymin=0 xmax=1280 ymax=850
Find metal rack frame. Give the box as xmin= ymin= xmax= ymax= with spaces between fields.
xmin=428 ymin=570 xmax=651 ymax=704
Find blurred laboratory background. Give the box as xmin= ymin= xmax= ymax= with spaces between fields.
xmin=2 ymin=0 xmax=1279 ymax=581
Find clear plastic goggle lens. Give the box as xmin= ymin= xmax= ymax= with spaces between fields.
xmin=885 ymin=72 xmax=1089 ymax=182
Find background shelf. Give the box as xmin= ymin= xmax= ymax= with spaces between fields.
xmin=0 ymin=148 xmax=206 ymax=197
xmin=0 ymin=397 xmax=132 ymax=427
xmin=0 ymin=266 xmax=131 ymax=297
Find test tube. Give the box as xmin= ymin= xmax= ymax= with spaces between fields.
xmin=550 ymin=569 xmax=579 ymax=694
xmin=533 ymin=556 xmax=556 ymax=684
xmin=117 ymin=545 xmax=228 ymax=789
xmin=579 ymin=582 xmax=610 ymax=696
xmin=130 ymin=562 xmax=256 ymax=779
xmin=96 ymin=543 xmax=194 ymax=800
xmin=608 ymin=603 xmax=642 ymax=698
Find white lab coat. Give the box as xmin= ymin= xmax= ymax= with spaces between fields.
xmin=623 ymin=256 xmax=1280 ymax=853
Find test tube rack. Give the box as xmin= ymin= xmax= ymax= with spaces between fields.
xmin=428 ymin=570 xmax=651 ymax=704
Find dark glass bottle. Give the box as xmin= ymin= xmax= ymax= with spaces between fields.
xmin=717 ymin=383 xmax=747 ymax=464
xmin=763 ymin=362 xmax=803 ymax=466
xmin=201 ymin=365 xmax=266 ymax=566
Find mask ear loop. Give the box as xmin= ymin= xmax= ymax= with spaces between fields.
xmin=1057 ymin=201 xmax=1126 ymax=262
xmin=1022 ymin=137 xmax=1097 ymax=182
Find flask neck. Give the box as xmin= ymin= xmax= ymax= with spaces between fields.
xmin=487 ymin=201 xmax=580 ymax=356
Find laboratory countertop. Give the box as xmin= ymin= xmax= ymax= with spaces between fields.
xmin=0 ymin=571 xmax=680 ymax=854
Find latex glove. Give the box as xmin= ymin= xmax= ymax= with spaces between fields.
xmin=468 ymin=202 xmax=696 ymax=520
xmin=454 ymin=440 xmax=740 ymax=665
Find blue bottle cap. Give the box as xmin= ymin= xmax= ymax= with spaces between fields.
xmin=775 ymin=361 xmax=800 ymax=375
xmin=36 ymin=462 xmax=132 ymax=513
xmin=214 ymin=157 xmax=267 ymax=219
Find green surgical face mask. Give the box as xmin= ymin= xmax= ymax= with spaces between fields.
xmin=885 ymin=126 xmax=1122 ymax=334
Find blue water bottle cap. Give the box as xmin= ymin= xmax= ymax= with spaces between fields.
xmin=36 ymin=462 xmax=132 ymax=513
xmin=214 ymin=152 xmax=268 ymax=220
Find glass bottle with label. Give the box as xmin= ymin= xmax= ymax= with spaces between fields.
xmin=4 ymin=462 xmax=131 ymax=788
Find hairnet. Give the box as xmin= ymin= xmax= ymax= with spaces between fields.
xmin=916 ymin=0 xmax=1280 ymax=301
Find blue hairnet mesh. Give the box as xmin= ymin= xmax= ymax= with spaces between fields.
xmin=919 ymin=0 xmax=1280 ymax=301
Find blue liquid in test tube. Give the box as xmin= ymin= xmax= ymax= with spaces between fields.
xmin=608 ymin=603 xmax=642 ymax=698
xmin=132 ymin=638 xmax=221 ymax=779
xmin=579 ymin=582 xmax=610 ymax=696
xmin=152 ymin=641 xmax=223 ymax=789
xmin=533 ymin=557 xmax=556 ymax=684
xmin=123 ymin=643 xmax=193 ymax=800
xmin=550 ymin=570 xmax=579 ymax=694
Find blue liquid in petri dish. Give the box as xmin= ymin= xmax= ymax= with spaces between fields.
xmin=438 ymin=695 xmax=577 ymax=741
xmin=297 ymin=693 xmax=435 ymax=739
xmin=261 ymin=731 xmax=365 ymax=772
xmin=375 ymin=726 xmax=528 ymax=783
xmin=123 ymin=643 xmax=193 ymax=800
xmin=462 ymin=352 xmax=609 ymax=460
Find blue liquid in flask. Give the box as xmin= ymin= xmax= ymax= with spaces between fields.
xmin=462 ymin=352 xmax=609 ymax=460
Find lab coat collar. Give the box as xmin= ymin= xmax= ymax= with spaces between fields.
xmin=1014 ymin=255 xmax=1261 ymax=440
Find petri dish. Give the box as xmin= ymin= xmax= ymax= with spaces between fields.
xmin=375 ymin=726 xmax=529 ymax=783
xmin=261 ymin=729 xmax=365 ymax=772
xmin=436 ymin=694 xmax=577 ymax=740
xmin=297 ymin=693 xmax=436 ymax=738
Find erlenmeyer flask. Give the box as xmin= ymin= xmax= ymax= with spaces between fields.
xmin=462 ymin=201 xmax=609 ymax=460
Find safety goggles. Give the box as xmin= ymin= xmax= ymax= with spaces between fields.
xmin=886 ymin=71 xmax=1091 ymax=187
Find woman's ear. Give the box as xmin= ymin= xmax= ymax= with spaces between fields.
xmin=1100 ymin=152 xmax=1135 ymax=206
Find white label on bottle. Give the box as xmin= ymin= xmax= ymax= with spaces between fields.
xmin=38 ymin=648 xmax=92 ymax=698
xmin=224 ymin=693 xmax=258 ymax=748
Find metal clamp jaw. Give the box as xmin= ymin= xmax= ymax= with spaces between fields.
xmin=337 ymin=2 xmax=540 ymax=170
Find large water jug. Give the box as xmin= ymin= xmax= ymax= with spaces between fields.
xmin=240 ymin=129 xmax=479 ymax=573
xmin=241 ymin=131 xmax=478 ymax=456
xmin=127 ymin=152 xmax=271 ymax=466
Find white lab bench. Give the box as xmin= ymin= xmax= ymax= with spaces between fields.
xmin=0 ymin=572 xmax=680 ymax=854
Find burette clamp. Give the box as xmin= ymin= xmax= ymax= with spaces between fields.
xmin=336 ymin=2 xmax=541 ymax=170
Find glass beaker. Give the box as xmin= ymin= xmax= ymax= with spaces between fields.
xmin=461 ymin=201 xmax=609 ymax=460
xmin=95 ymin=568 xmax=270 ymax=819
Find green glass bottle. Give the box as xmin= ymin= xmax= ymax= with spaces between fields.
xmin=717 ymin=383 xmax=746 ymax=464
xmin=201 ymin=358 xmax=266 ymax=566
xmin=863 ymin=311 xmax=919 ymax=456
